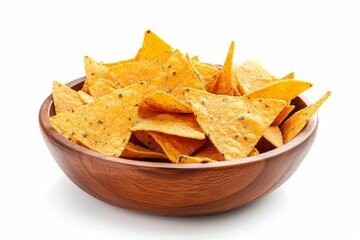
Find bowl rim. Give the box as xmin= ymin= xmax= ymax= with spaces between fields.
xmin=39 ymin=77 xmax=318 ymax=169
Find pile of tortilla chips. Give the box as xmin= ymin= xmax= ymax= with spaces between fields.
xmin=49 ymin=29 xmax=331 ymax=163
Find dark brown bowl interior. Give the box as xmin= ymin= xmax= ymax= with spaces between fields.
xmin=39 ymin=77 xmax=318 ymax=216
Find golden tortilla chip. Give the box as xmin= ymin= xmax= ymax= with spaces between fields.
xmin=148 ymin=131 xmax=206 ymax=163
xmin=236 ymin=60 xmax=277 ymax=94
xmin=52 ymin=81 xmax=84 ymax=114
xmin=87 ymin=77 xmax=120 ymax=98
xmin=281 ymin=72 xmax=295 ymax=80
xmin=214 ymin=41 xmax=241 ymax=96
xmin=281 ymin=91 xmax=331 ymax=143
xmin=131 ymin=110 xmax=205 ymax=140
xmin=244 ymin=79 xmax=313 ymax=102
xmin=50 ymin=82 xmax=147 ymax=157
xmin=140 ymin=29 xmax=173 ymax=61
xmin=77 ymin=90 xmax=95 ymax=104
xmin=82 ymin=56 xmax=109 ymax=93
xmin=184 ymin=88 xmax=287 ymax=159
xmin=248 ymin=148 xmax=259 ymax=156
xmin=108 ymin=49 xmax=173 ymax=87
xmin=192 ymin=60 xmax=220 ymax=93
xmin=140 ymin=91 xmax=192 ymax=113
xmin=193 ymin=139 xmax=225 ymax=161
xmin=178 ymin=155 xmax=216 ymax=164
xmin=263 ymin=126 xmax=283 ymax=148
xmin=186 ymin=53 xmax=204 ymax=84
xmin=133 ymin=131 xmax=164 ymax=153
xmin=143 ymin=50 xmax=205 ymax=102
xmin=134 ymin=48 xmax=142 ymax=61
xmin=191 ymin=55 xmax=199 ymax=61
xmin=271 ymin=105 xmax=295 ymax=126
xmin=121 ymin=142 xmax=169 ymax=160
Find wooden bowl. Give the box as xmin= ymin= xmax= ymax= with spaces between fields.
xmin=39 ymin=77 xmax=318 ymax=216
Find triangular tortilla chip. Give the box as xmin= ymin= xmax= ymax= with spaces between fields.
xmin=121 ymin=142 xmax=169 ymax=160
xmin=133 ymin=131 xmax=164 ymax=153
xmin=193 ymin=139 xmax=225 ymax=161
xmin=140 ymin=91 xmax=192 ymax=113
xmin=281 ymin=72 xmax=295 ymax=80
xmin=148 ymin=131 xmax=206 ymax=163
xmin=131 ymin=110 xmax=205 ymax=140
xmin=108 ymin=49 xmax=173 ymax=87
xmin=248 ymin=148 xmax=259 ymax=156
xmin=192 ymin=60 xmax=220 ymax=93
xmin=87 ymin=77 xmax=120 ymax=98
xmin=281 ymin=91 xmax=331 ymax=143
xmin=263 ymin=126 xmax=283 ymax=148
xmin=244 ymin=79 xmax=313 ymax=102
xmin=191 ymin=55 xmax=199 ymax=61
xmin=143 ymin=50 xmax=205 ymax=103
xmin=214 ymin=41 xmax=241 ymax=96
xmin=271 ymin=105 xmax=295 ymax=126
xmin=236 ymin=60 xmax=277 ymax=94
xmin=140 ymin=29 xmax=173 ymax=61
xmin=77 ymin=90 xmax=95 ymax=104
xmin=52 ymin=81 xmax=84 ymax=114
xmin=82 ymin=56 xmax=109 ymax=93
xmin=50 ymin=82 xmax=147 ymax=157
xmin=184 ymin=88 xmax=287 ymax=159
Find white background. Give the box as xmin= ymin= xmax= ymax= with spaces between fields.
xmin=1 ymin=0 xmax=359 ymax=239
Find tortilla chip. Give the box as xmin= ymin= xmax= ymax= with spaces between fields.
xmin=244 ymin=80 xmax=313 ymax=102
xmin=186 ymin=53 xmax=204 ymax=84
xmin=192 ymin=60 xmax=220 ymax=93
xmin=140 ymin=29 xmax=173 ymax=61
xmin=108 ymin=49 xmax=173 ymax=87
xmin=281 ymin=91 xmax=331 ymax=143
xmin=121 ymin=142 xmax=169 ymax=160
xmin=191 ymin=55 xmax=199 ymax=61
xmin=131 ymin=110 xmax=205 ymax=140
xmin=134 ymin=48 xmax=142 ymax=61
xmin=148 ymin=131 xmax=206 ymax=163
xmin=52 ymin=81 xmax=84 ymax=114
xmin=143 ymin=50 xmax=205 ymax=103
xmin=214 ymin=41 xmax=241 ymax=96
xmin=82 ymin=56 xmax=109 ymax=93
xmin=248 ymin=148 xmax=259 ymax=156
xmin=184 ymin=88 xmax=287 ymax=159
xmin=50 ymin=82 xmax=147 ymax=157
xmin=140 ymin=91 xmax=192 ymax=113
xmin=236 ymin=60 xmax=277 ymax=94
xmin=77 ymin=90 xmax=95 ymax=104
xmin=193 ymin=139 xmax=225 ymax=161
xmin=87 ymin=77 xmax=120 ymax=98
xmin=178 ymin=155 xmax=216 ymax=163
xmin=281 ymin=72 xmax=295 ymax=80
xmin=133 ymin=131 xmax=164 ymax=153
xmin=271 ymin=105 xmax=295 ymax=126
xmin=263 ymin=126 xmax=283 ymax=148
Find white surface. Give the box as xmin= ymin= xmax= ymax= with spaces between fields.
xmin=1 ymin=0 xmax=358 ymax=239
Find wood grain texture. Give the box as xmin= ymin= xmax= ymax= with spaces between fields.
xmin=39 ymin=77 xmax=318 ymax=216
